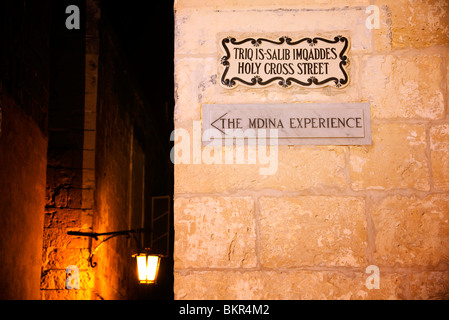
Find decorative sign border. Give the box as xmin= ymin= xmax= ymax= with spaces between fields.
xmin=220 ymin=35 xmax=350 ymax=89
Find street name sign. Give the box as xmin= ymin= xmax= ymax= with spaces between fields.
xmin=219 ymin=35 xmax=350 ymax=89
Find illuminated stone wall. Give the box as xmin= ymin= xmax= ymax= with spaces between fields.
xmin=93 ymin=21 xmax=140 ymax=299
xmin=173 ymin=0 xmax=449 ymax=299
xmin=40 ymin=0 xmax=171 ymax=299
xmin=1 ymin=0 xmax=172 ymax=300
xmin=0 ymin=0 xmax=50 ymax=300
xmin=0 ymin=104 xmax=48 ymax=300
xmin=40 ymin=0 xmax=99 ymax=300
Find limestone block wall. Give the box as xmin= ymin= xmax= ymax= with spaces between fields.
xmin=41 ymin=0 xmax=99 ymax=300
xmin=40 ymin=0 xmax=172 ymax=299
xmin=173 ymin=0 xmax=449 ymax=299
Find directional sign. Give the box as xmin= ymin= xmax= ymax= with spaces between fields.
xmin=202 ymin=103 xmax=371 ymax=145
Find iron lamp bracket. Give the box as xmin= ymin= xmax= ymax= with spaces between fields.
xmin=67 ymin=229 xmax=149 ymax=268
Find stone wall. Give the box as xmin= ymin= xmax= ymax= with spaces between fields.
xmin=94 ymin=20 xmax=136 ymax=298
xmin=173 ymin=0 xmax=449 ymax=299
xmin=93 ymin=15 xmax=173 ymax=299
xmin=40 ymin=0 xmax=172 ymax=299
xmin=0 ymin=0 xmax=50 ymax=300
xmin=1 ymin=0 xmax=172 ymax=300
xmin=41 ymin=0 xmax=99 ymax=300
xmin=0 ymin=103 xmax=48 ymax=300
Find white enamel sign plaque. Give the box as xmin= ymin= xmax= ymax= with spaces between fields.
xmin=202 ymin=103 xmax=371 ymax=146
xmin=220 ymin=35 xmax=350 ymax=89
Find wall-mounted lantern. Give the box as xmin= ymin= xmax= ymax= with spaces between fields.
xmin=133 ymin=252 xmax=161 ymax=284
xmin=67 ymin=229 xmax=161 ymax=284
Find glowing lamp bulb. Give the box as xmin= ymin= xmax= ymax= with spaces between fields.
xmin=135 ymin=254 xmax=160 ymax=284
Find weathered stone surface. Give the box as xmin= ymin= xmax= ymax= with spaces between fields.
xmin=44 ymin=208 xmax=81 ymax=228
xmin=174 ymin=270 xmax=407 ymax=300
xmin=387 ymin=0 xmax=449 ymax=49
xmin=175 ymin=145 xmax=346 ymax=193
xmin=372 ymin=4 xmax=392 ymax=52
xmin=42 ymin=248 xmax=91 ymax=269
xmin=407 ymin=272 xmax=449 ymax=300
xmin=430 ymin=124 xmax=449 ymax=190
xmin=67 ymin=188 xmax=94 ymax=209
xmin=0 ymin=103 xmax=47 ymax=300
xmin=54 ymin=168 xmax=80 ymax=188
xmin=371 ymin=194 xmax=449 ymax=267
xmin=175 ymin=0 xmax=371 ymax=10
xmin=41 ymin=288 xmax=94 ymax=300
xmin=54 ymin=188 xmax=68 ymax=208
xmin=174 ymin=58 xmax=214 ymax=124
xmin=175 ymin=7 xmax=372 ymax=55
xmin=350 ymin=123 xmax=429 ymax=190
xmin=259 ymin=196 xmax=367 ymax=267
xmin=40 ymin=269 xmax=94 ymax=291
xmin=362 ymin=54 xmax=444 ymax=119
xmin=43 ymin=228 xmax=90 ymax=249
xmin=174 ymin=197 xmax=256 ymax=268
xmin=173 ymin=0 xmax=449 ymax=301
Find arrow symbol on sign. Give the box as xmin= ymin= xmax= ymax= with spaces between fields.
xmin=211 ymin=112 xmax=228 ymax=135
